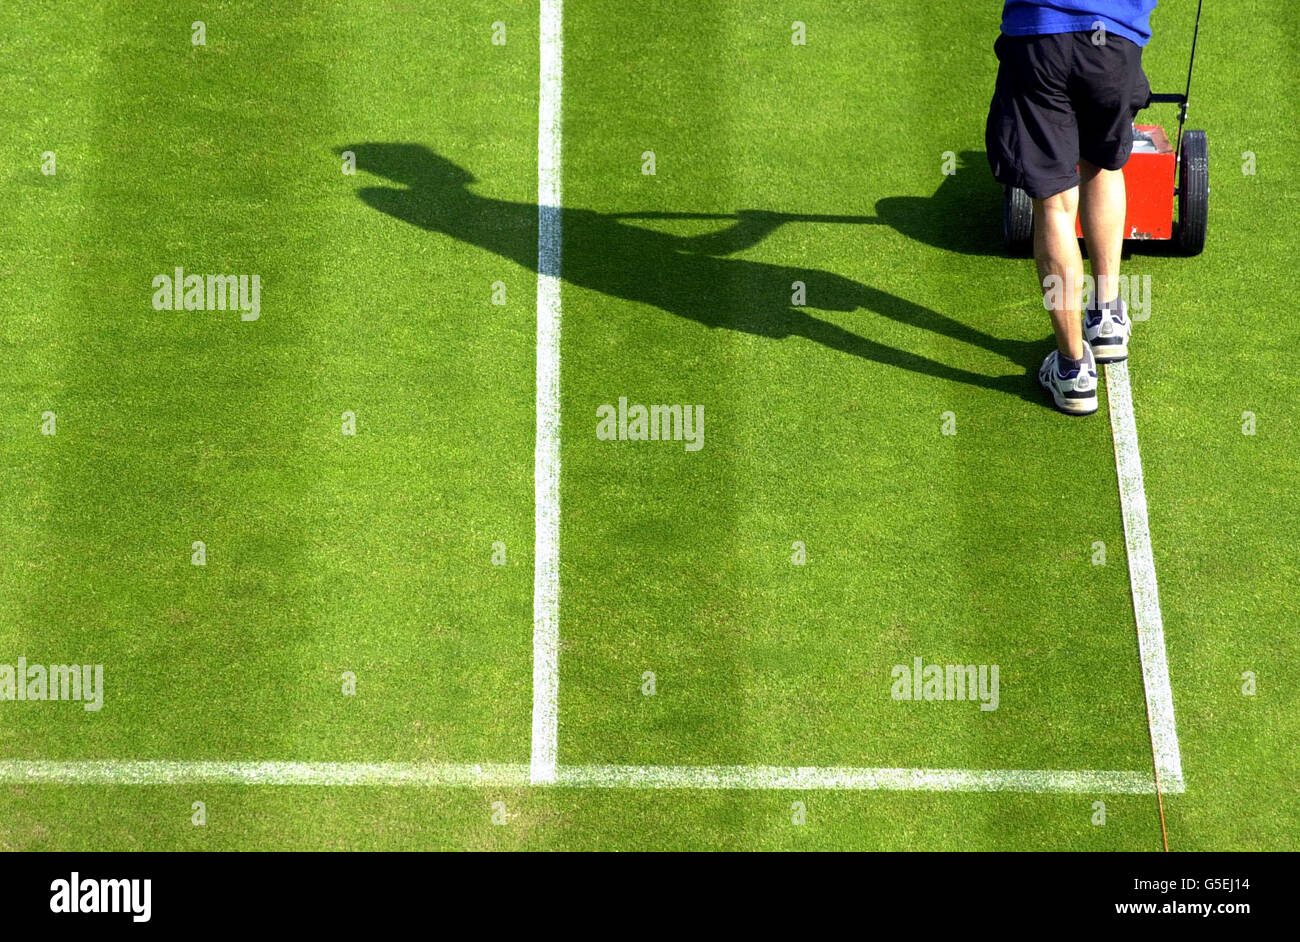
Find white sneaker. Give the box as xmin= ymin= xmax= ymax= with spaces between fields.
xmin=1084 ymin=297 xmax=1131 ymax=363
xmin=1038 ymin=345 xmax=1098 ymax=415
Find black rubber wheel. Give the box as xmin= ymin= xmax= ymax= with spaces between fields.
xmin=1002 ymin=185 xmax=1033 ymax=254
xmin=1176 ymin=129 xmax=1208 ymax=256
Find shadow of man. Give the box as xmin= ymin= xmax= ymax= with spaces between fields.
xmin=340 ymin=143 xmax=1041 ymax=401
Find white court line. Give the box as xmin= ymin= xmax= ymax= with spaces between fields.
xmin=0 ymin=762 xmax=531 ymax=787
xmin=1105 ymin=361 xmax=1184 ymax=791
xmin=530 ymin=0 xmax=563 ymax=785
xmin=0 ymin=762 xmax=1175 ymax=793
xmin=554 ymin=765 xmax=1172 ymax=793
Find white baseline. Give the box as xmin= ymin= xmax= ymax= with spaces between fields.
xmin=0 ymin=762 xmax=1175 ymax=793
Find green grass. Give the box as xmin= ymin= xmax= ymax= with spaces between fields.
xmin=0 ymin=0 xmax=1296 ymax=850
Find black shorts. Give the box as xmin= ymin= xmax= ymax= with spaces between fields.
xmin=985 ymin=31 xmax=1151 ymax=199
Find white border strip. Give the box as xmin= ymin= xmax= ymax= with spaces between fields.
xmin=0 ymin=762 xmax=1174 ymax=793
xmin=555 ymin=765 xmax=1172 ymax=793
xmin=1105 ymin=361 xmax=1184 ymax=790
xmin=0 ymin=762 xmax=532 ymax=787
xmin=530 ymin=0 xmax=564 ymax=785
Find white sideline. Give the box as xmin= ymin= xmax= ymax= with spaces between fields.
xmin=0 ymin=762 xmax=1175 ymax=793
xmin=530 ymin=0 xmax=563 ymax=785
xmin=1105 ymin=362 xmax=1184 ymax=791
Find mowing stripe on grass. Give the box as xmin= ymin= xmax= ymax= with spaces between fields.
xmin=1105 ymin=362 xmax=1184 ymax=791
xmin=0 ymin=762 xmax=1174 ymax=793
xmin=531 ymin=0 xmax=564 ymax=786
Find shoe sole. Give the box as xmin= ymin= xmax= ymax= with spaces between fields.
xmin=1089 ymin=341 xmax=1128 ymax=363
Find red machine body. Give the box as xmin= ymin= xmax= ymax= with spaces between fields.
xmin=1075 ymin=125 xmax=1176 ymax=241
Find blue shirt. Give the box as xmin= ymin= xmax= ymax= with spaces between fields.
xmin=1001 ymin=1 xmax=1158 ymax=47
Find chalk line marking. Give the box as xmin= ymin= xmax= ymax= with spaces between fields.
xmin=553 ymin=766 xmax=1170 ymax=793
xmin=0 ymin=762 xmax=532 ymax=787
xmin=0 ymin=762 xmax=1170 ymax=793
xmin=1106 ymin=361 xmax=1184 ymax=791
xmin=530 ymin=0 xmax=563 ymax=785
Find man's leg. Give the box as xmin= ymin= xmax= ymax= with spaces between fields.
xmin=1033 ymin=186 xmax=1085 ymax=360
xmin=1078 ymin=158 xmax=1132 ymax=362
xmin=1078 ymin=159 xmax=1125 ymax=304
xmin=1033 ymin=184 xmax=1098 ymax=415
